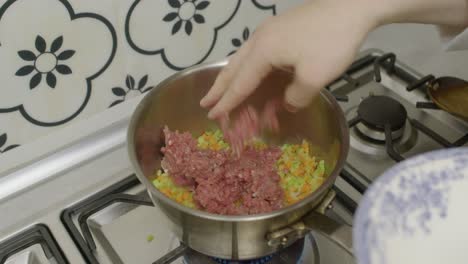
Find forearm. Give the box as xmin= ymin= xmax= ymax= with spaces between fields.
xmin=366 ymin=0 xmax=468 ymax=27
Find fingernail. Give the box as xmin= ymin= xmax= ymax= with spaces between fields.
xmin=200 ymin=97 xmax=208 ymax=107
xmin=284 ymin=102 xmax=298 ymax=113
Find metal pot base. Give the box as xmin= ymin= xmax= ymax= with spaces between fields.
xmin=183 ymin=234 xmax=320 ymax=264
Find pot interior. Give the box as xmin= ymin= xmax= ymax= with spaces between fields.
xmin=128 ymin=60 xmax=348 ymax=218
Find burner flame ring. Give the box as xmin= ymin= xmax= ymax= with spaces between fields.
xmin=355 ymin=122 xmax=404 ymax=142
xmin=356 ymin=96 xmax=408 ymax=142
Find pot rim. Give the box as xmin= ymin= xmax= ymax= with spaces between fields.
xmin=127 ymin=58 xmax=350 ymax=222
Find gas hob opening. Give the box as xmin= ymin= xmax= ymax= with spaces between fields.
xmin=0 ymin=224 xmax=68 ymax=264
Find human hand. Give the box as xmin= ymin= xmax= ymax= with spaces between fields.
xmin=200 ymin=0 xmax=380 ymax=119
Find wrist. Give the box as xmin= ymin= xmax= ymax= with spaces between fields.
xmin=318 ymin=0 xmax=384 ymax=32
xmin=347 ymin=0 xmax=391 ymax=28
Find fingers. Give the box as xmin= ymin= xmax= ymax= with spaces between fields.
xmin=217 ymin=114 xmax=230 ymax=133
xmin=261 ymin=99 xmax=281 ymax=133
xmin=200 ymin=40 xmax=254 ymax=108
xmin=199 ymin=55 xmax=237 ymax=108
xmin=284 ymin=64 xmax=322 ymax=112
xmin=207 ymin=47 xmax=272 ymax=120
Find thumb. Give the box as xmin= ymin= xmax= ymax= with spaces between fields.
xmin=284 ymin=70 xmax=321 ymax=112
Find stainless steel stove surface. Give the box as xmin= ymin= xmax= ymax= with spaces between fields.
xmin=0 ymin=49 xmax=466 ymax=264
xmin=59 ymin=175 xmax=352 ymax=264
xmin=0 ymin=171 xmax=354 ymax=264
xmin=328 ymin=51 xmax=467 ymax=191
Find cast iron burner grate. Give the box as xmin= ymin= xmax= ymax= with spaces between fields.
xmin=0 ymin=224 xmax=68 ymax=264
xmin=61 ymin=174 xmax=344 ymax=264
xmin=334 ymin=52 xmax=468 ymax=162
xmin=61 ymin=175 xmax=153 ymax=264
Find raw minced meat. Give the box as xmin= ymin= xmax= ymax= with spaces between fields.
xmin=152 ymin=103 xmax=326 ymax=215
xmin=159 ymin=126 xmax=283 ymax=215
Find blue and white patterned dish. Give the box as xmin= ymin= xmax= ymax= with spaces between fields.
xmin=353 ymin=147 xmax=468 ymax=264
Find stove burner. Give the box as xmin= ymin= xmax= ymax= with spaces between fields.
xmin=0 ymin=224 xmax=68 ymax=264
xmin=356 ymin=96 xmax=407 ymax=141
xmin=213 ymin=254 xmax=273 ymax=264
xmin=185 ymin=236 xmax=306 ymax=264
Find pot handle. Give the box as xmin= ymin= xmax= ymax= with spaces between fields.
xmin=266 ymin=190 xmax=353 ymax=255
xmin=301 ymin=210 xmax=353 ymax=254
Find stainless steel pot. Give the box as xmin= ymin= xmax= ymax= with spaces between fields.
xmin=127 ymin=58 xmax=352 ymax=260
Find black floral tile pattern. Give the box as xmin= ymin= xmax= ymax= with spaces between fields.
xmin=229 ymin=27 xmax=250 ymax=55
xmin=163 ymin=0 xmax=209 ymax=35
xmin=252 ymin=0 xmax=277 ymax=15
xmin=109 ymin=74 xmax=154 ymax=107
xmin=0 ymin=0 xmax=117 ymax=127
xmin=126 ymin=0 xmax=241 ymax=70
xmin=0 ymin=133 xmax=19 ymax=153
xmin=16 ymin=35 xmax=74 ymax=89
xmin=0 ymin=0 xmax=287 ymax=150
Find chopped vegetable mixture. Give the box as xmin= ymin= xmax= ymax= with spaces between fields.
xmin=152 ymin=129 xmax=326 ymax=210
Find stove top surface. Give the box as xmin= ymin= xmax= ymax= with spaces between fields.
xmin=329 ymin=52 xmax=467 ymax=189
xmin=0 ymin=49 xmax=466 ymax=264
xmin=1 ymin=173 xmax=353 ymax=264
xmin=59 ymin=175 xmax=351 ymax=264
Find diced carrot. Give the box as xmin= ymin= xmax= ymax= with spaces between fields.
xmin=301 ymin=183 xmax=311 ymax=194
xmin=296 ymin=167 xmax=305 ymax=176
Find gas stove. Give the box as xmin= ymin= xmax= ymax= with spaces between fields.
xmin=0 ymin=49 xmax=466 ymax=264
xmin=329 ymin=51 xmax=467 ymax=191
